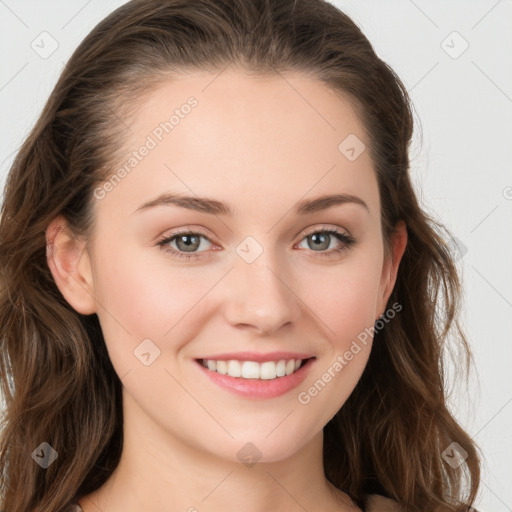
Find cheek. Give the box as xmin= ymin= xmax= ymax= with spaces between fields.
xmin=90 ymin=243 xmax=213 ymax=367
xmin=299 ymin=254 xmax=383 ymax=348
xmin=295 ymin=266 xmax=381 ymax=429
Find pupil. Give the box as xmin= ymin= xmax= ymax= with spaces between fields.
xmin=178 ymin=234 xmax=199 ymax=251
xmin=310 ymin=233 xmax=329 ymax=250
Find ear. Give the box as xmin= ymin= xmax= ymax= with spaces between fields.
xmin=376 ymin=220 xmax=407 ymax=320
xmin=45 ymin=215 xmax=97 ymax=315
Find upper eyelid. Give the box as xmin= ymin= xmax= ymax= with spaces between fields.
xmin=300 ymin=224 xmax=349 ymax=236
xmin=160 ymin=225 xmax=351 ymax=247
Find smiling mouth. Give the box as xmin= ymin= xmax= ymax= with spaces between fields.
xmin=197 ymin=358 xmax=314 ymax=380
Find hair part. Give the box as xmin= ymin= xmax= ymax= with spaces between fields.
xmin=0 ymin=1 xmax=480 ymax=510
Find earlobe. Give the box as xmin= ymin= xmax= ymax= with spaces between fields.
xmin=45 ymin=215 xmax=97 ymax=315
xmin=376 ymin=220 xmax=407 ymax=319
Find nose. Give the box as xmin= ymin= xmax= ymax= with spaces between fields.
xmin=223 ymin=254 xmax=302 ymax=336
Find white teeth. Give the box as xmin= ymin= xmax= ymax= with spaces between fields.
xmin=241 ymin=361 xmax=260 ymax=379
xmin=260 ymin=361 xmax=277 ymax=380
xmin=216 ymin=360 xmax=228 ymax=375
xmin=227 ymin=360 xmax=242 ymax=377
xmin=202 ymin=358 xmax=306 ymax=380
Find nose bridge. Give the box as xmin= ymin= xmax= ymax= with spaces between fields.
xmin=224 ymin=239 xmax=300 ymax=334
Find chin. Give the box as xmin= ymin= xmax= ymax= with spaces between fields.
xmin=218 ymin=428 xmax=315 ymax=465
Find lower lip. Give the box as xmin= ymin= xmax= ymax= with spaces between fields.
xmin=195 ymin=358 xmax=315 ymax=399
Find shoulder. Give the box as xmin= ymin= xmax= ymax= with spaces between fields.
xmin=365 ymin=495 xmax=481 ymax=512
xmin=63 ymin=504 xmax=83 ymax=512
xmin=366 ymin=494 xmax=404 ymax=511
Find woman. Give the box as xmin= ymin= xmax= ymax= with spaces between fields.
xmin=0 ymin=0 xmax=481 ymax=511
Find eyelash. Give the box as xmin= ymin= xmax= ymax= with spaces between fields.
xmin=156 ymin=227 xmax=356 ymax=261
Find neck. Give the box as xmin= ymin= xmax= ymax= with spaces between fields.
xmin=80 ymin=392 xmax=360 ymax=512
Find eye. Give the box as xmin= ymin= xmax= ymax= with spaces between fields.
xmin=156 ymin=226 xmax=356 ymax=261
xmin=157 ymin=229 xmax=214 ymax=260
xmin=296 ymin=227 xmax=355 ymax=258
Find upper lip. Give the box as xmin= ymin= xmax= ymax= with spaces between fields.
xmin=198 ymin=351 xmax=315 ymax=363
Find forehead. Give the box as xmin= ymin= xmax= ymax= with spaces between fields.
xmin=97 ymin=69 xmax=378 ymax=220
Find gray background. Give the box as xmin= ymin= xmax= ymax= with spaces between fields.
xmin=0 ymin=1 xmax=511 ymax=511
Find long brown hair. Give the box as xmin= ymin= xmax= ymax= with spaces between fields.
xmin=0 ymin=1 xmax=481 ymax=511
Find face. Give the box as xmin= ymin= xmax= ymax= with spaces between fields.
xmin=48 ymin=69 xmax=406 ymax=464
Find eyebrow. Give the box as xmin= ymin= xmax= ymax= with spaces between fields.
xmin=132 ymin=192 xmax=370 ymax=216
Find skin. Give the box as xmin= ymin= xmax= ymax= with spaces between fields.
xmin=46 ymin=68 xmax=407 ymax=512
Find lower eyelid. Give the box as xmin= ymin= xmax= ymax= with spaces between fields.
xmin=160 ymin=233 xmax=213 ymax=251
xmin=158 ymin=229 xmax=354 ymax=257
xmin=296 ymin=232 xmax=353 ymax=249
